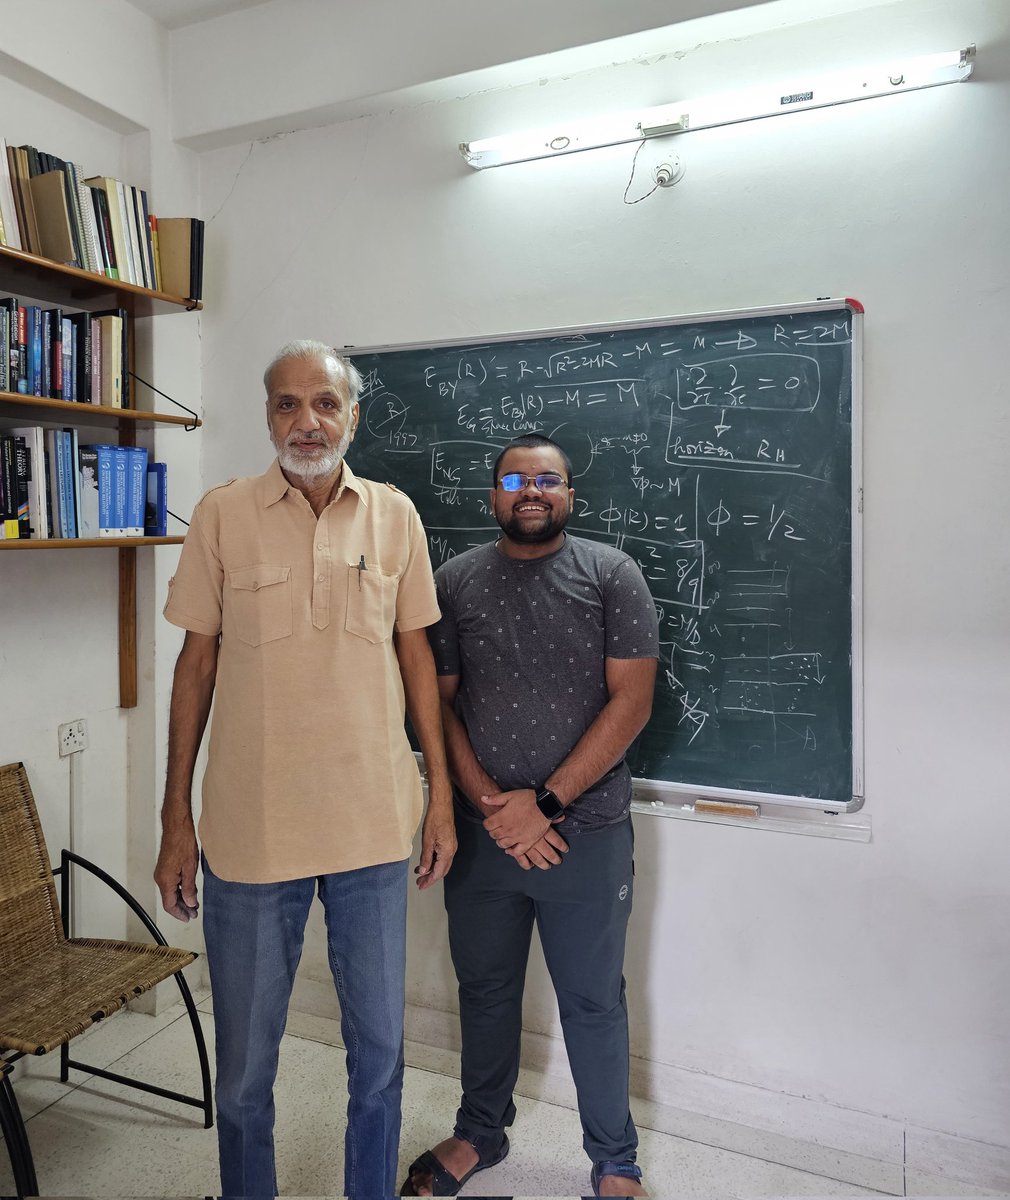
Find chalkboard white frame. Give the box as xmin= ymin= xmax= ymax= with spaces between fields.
xmin=349 ymin=298 xmax=864 ymax=813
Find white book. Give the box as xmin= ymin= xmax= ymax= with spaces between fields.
xmin=113 ymin=180 xmax=137 ymax=284
xmin=75 ymin=167 xmax=103 ymax=274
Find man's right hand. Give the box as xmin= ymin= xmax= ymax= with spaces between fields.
xmin=154 ymin=820 xmax=200 ymax=921
xmin=512 ymin=826 xmax=569 ymax=871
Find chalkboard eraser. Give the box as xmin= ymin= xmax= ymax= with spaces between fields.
xmin=694 ymin=799 xmax=761 ymax=819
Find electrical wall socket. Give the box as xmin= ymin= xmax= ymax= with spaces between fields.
xmin=58 ymin=719 xmax=88 ymax=757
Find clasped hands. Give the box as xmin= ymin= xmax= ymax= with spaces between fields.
xmin=482 ymin=788 xmax=568 ymax=872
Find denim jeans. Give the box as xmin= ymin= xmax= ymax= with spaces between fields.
xmin=202 ymin=853 xmax=408 ymax=1198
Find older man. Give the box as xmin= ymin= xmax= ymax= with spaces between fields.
xmin=155 ymin=340 xmax=455 ymax=1198
xmin=402 ymin=433 xmax=658 ymax=1197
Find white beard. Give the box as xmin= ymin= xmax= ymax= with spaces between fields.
xmin=274 ymin=426 xmax=353 ymax=480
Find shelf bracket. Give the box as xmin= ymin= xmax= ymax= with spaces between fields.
xmin=128 ymin=372 xmax=200 ymax=431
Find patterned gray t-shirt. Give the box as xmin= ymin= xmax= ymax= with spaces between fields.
xmin=429 ymin=534 xmax=660 ymax=832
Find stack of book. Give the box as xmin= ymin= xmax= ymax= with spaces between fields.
xmin=0 ymin=297 xmax=129 ymax=406
xmin=0 ymin=427 xmax=167 ymax=540
xmin=0 ymin=137 xmax=204 ymax=301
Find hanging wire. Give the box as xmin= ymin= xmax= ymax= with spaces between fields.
xmin=623 ymin=139 xmax=663 ymax=205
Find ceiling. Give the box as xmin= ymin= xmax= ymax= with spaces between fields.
xmin=125 ymin=0 xmax=271 ymax=29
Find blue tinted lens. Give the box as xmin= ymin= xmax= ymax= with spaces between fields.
xmin=498 ymin=472 xmax=565 ymax=491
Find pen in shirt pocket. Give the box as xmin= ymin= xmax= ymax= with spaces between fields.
xmin=357 ymin=554 xmax=367 ymax=589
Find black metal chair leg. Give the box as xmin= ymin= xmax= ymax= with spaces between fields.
xmin=171 ymin=969 xmax=214 ymax=1128
xmin=0 ymin=1067 xmax=39 ymax=1198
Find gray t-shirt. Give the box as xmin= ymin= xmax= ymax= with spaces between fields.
xmin=429 ymin=534 xmax=659 ymax=832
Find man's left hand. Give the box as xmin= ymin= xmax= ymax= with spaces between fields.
xmin=415 ymin=801 xmax=457 ymax=890
xmin=482 ymin=788 xmax=558 ymax=857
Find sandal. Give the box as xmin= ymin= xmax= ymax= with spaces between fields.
xmin=591 ymin=1158 xmax=644 ymax=1196
xmin=400 ymin=1132 xmax=510 ymax=1196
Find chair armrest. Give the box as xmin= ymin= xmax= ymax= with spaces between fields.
xmin=58 ymin=849 xmax=170 ymax=948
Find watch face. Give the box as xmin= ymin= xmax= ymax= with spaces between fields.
xmin=536 ymin=789 xmax=564 ymax=819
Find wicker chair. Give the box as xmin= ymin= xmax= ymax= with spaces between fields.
xmin=0 ymin=761 xmax=212 ymax=1198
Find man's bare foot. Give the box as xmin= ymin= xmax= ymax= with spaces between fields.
xmin=596 ymin=1172 xmax=649 ymax=1196
xmin=404 ymin=1135 xmax=478 ymax=1195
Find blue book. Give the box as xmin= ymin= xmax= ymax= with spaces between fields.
xmin=145 ymin=461 xmax=167 ymax=537
xmin=111 ymin=445 xmax=128 ymax=536
xmin=57 ymin=431 xmax=75 ymax=537
xmin=69 ymin=428 xmax=82 ymax=535
xmin=125 ymin=445 xmax=148 ymax=535
xmin=27 ymin=306 xmax=42 ymax=397
xmin=94 ymin=443 xmax=115 ymax=537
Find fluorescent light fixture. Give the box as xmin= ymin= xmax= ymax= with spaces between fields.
xmin=460 ymin=45 xmax=975 ymax=169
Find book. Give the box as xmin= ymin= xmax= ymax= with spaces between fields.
xmin=26 ymin=305 xmax=42 ymax=396
xmin=44 ymin=307 xmax=63 ymax=399
xmin=77 ymin=444 xmax=100 ymax=538
xmin=111 ymin=444 xmax=128 ymax=536
xmin=28 ymin=170 xmax=78 ymax=266
xmin=130 ymin=186 xmax=152 ymax=288
xmin=9 ymin=426 xmax=49 ymax=539
xmin=11 ymin=147 xmax=41 ymax=255
xmin=145 ymin=461 xmax=167 ymax=537
xmin=139 ymin=190 xmax=156 ymax=290
xmin=125 ymin=445 xmax=148 ymax=535
xmin=15 ymin=304 xmax=27 ymax=394
xmin=74 ymin=166 xmax=103 ymax=274
xmin=88 ymin=184 xmax=118 ymax=279
xmin=67 ymin=312 xmax=91 ymax=403
xmin=44 ymin=429 xmax=63 ymax=537
xmin=40 ymin=309 xmax=51 ymax=397
xmin=94 ymin=443 xmax=115 ymax=537
xmin=0 ymin=298 xmax=15 ymax=393
xmin=0 ymin=303 xmax=8 ymax=392
xmin=12 ymin=436 xmax=30 ymax=537
xmin=157 ymin=217 xmax=195 ymax=299
xmin=0 ymin=138 xmax=22 ymax=251
xmin=0 ymin=434 xmax=21 ymax=538
xmin=116 ymin=179 xmax=141 ymax=286
xmin=84 ymin=177 xmax=131 ymax=285
xmin=90 ymin=314 xmax=101 ymax=403
xmin=93 ymin=312 xmax=123 ymax=408
xmin=92 ymin=308 xmax=129 ymax=407
xmin=68 ymin=428 xmax=82 ymax=537
xmin=148 ymin=213 xmax=162 ymax=292
xmin=62 ymin=316 xmax=73 ymax=402
xmin=57 ymin=430 xmax=76 ymax=537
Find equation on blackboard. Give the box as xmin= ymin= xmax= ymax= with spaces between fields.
xmin=348 ymin=300 xmax=862 ymax=808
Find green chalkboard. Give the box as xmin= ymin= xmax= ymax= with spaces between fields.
xmin=347 ymin=300 xmax=862 ymax=809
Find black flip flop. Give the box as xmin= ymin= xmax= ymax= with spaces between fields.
xmin=400 ymin=1133 xmax=510 ymax=1195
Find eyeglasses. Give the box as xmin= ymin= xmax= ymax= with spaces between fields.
xmin=496 ymin=472 xmax=568 ymax=492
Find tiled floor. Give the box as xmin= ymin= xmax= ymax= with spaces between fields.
xmin=0 ymin=985 xmax=996 ymax=1198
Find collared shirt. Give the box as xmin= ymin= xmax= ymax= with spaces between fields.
xmin=164 ymin=459 xmax=440 ymax=883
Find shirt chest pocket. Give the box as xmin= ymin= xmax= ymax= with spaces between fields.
xmin=345 ymin=562 xmax=398 ymax=644
xmin=228 ymin=564 xmax=292 ymax=647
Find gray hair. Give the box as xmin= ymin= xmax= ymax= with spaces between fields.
xmin=263 ymin=339 xmax=363 ymax=403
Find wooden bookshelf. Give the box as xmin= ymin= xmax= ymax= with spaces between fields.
xmin=0 ymin=391 xmax=200 ymax=428
xmin=0 ymin=244 xmax=203 ymax=316
xmin=0 ymin=244 xmax=201 ymax=707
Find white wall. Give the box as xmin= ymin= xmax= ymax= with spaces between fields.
xmin=195 ymin=0 xmax=1010 ymax=1156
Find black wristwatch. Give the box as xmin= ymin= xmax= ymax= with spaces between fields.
xmin=535 ymin=787 xmax=565 ymax=820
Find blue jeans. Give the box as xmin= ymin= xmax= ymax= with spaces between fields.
xmin=202 ymin=853 xmax=408 ymax=1198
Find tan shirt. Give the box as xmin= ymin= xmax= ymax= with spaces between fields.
xmin=164 ymin=460 xmax=440 ymax=883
